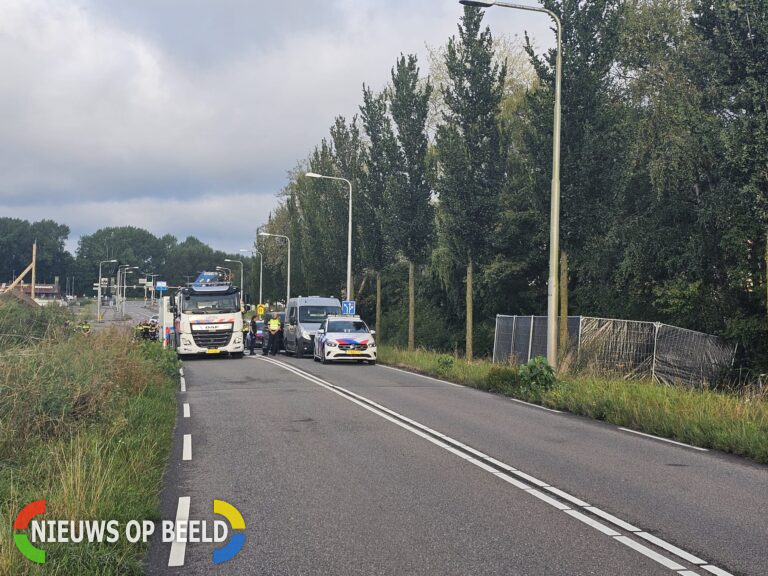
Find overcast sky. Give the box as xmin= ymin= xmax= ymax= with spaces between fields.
xmin=0 ymin=0 xmax=553 ymax=255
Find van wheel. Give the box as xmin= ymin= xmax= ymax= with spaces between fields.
xmin=296 ymin=343 xmax=303 ymax=359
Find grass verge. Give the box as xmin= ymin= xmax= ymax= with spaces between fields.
xmin=378 ymin=345 xmax=768 ymax=464
xmin=0 ymin=300 xmax=179 ymax=575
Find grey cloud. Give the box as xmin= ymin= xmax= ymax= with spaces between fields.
xmin=0 ymin=0 xmax=551 ymax=252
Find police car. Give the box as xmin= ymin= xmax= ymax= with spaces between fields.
xmin=313 ymin=315 xmax=377 ymax=365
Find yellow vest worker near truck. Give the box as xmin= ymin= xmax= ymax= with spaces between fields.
xmin=262 ymin=312 xmax=283 ymax=356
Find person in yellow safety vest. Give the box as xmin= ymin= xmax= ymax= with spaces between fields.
xmin=263 ymin=312 xmax=283 ymax=356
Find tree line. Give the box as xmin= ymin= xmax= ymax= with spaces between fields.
xmin=1 ymin=219 xmax=262 ymax=302
xmin=257 ymin=1 xmax=768 ymax=367
xmin=5 ymin=2 xmax=766 ymax=367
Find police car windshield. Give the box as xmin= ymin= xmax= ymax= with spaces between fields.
xmin=299 ymin=306 xmax=341 ymax=323
xmin=327 ymin=320 xmax=368 ymax=333
xmin=182 ymin=294 xmax=239 ymax=314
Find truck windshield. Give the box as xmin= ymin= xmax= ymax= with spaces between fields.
xmin=327 ymin=320 xmax=368 ymax=333
xmin=299 ymin=306 xmax=341 ymax=323
xmin=181 ymin=294 xmax=240 ymax=314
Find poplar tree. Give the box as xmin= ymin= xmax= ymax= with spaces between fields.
xmin=389 ymin=54 xmax=434 ymax=351
xmin=436 ymin=7 xmax=507 ymax=360
xmin=360 ymin=86 xmax=399 ymax=338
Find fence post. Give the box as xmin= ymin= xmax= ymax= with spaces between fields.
xmin=528 ymin=315 xmax=535 ymax=362
xmin=493 ymin=315 xmax=499 ymax=363
xmin=577 ymin=316 xmax=583 ymax=355
xmin=511 ymin=316 xmax=517 ymax=360
xmin=651 ymin=322 xmax=661 ymax=382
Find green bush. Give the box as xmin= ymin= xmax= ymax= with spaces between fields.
xmin=518 ymin=356 xmax=557 ymax=401
xmin=435 ymin=354 xmax=455 ymax=376
xmin=484 ymin=365 xmax=520 ymax=394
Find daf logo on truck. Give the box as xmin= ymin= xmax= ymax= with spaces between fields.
xmin=170 ymin=272 xmax=245 ymax=358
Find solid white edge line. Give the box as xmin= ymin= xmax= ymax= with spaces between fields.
xmin=179 ymin=368 xmax=184 ymax=376
xmin=614 ymin=535 xmax=686 ymax=571
xmin=379 ymin=363 xmax=563 ymax=413
xmin=182 ymin=434 xmax=191 ymax=461
xmin=377 ymin=364 xmax=464 ymax=387
xmin=183 ymin=403 xmax=190 ymax=418
xmin=167 ymin=496 xmax=190 ymax=567
xmin=619 ymin=428 xmax=708 ymax=452
xmin=260 ymin=356 xmax=727 ymax=575
xmin=701 ymin=565 xmax=734 ymax=576
xmin=507 ymin=397 xmax=562 ymax=413
xmin=564 ymin=510 xmax=620 ymax=537
xmin=637 ymin=532 xmax=706 ymax=565
xmin=180 ymin=377 xmax=186 ymax=392
xmin=586 ymin=507 xmax=641 ymax=533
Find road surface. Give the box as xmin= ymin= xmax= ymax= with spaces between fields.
xmin=146 ymin=352 xmax=766 ymax=575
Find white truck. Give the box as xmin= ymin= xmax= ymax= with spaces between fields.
xmin=171 ymin=276 xmax=245 ymax=358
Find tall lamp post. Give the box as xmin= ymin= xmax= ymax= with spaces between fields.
xmin=240 ymin=248 xmax=263 ymax=306
xmin=117 ymin=265 xmax=129 ymax=317
xmin=306 ymin=172 xmax=354 ymax=300
xmin=224 ymin=258 xmax=244 ymax=308
xmin=121 ymin=267 xmax=138 ymax=318
xmin=97 ymin=259 xmax=117 ymax=322
xmin=459 ymin=0 xmax=562 ymax=369
xmin=258 ymin=232 xmax=291 ymax=306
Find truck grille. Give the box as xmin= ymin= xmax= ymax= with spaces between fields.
xmin=192 ymin=330 xmax=233 ymax=349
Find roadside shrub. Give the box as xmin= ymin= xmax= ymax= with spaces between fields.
xmin=484 ymin=365 xmax=520 ymax=394
xmin=519 ymin=356 xmax=557 ymax=401
xmin=435 ymin=354 xmax=455 ymax=376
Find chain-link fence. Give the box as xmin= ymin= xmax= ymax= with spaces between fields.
xmin=493 ymin=315 xmax=737 ymax=388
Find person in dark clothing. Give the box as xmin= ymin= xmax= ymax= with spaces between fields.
xmin=264 ymin=312 xmax=283 ymax=356
xmin=248 ymin=316 xmax=259 ymax=355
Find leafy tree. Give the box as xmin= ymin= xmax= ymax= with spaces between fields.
xmin=0 ymin=218 xmax=71 ymax=289
xmin=389 ymin=54 xmax=434 ymax=351
xmin=435 ymin=6 xmax=508 ymax=360
xmin=360 ymin=85 xmax=399 ymax=337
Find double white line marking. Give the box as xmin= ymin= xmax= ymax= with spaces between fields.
xmin=259 ymin=356 xmax=732 ymax=576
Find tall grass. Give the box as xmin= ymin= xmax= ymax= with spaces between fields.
xmin=378 ymin=345 xmax=768 ymax=464
xmin=0 ymin=299 xmax=178 ymax=574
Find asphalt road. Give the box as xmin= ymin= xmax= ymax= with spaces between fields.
xmin=146 ymin=351 xmax=766 ymax=576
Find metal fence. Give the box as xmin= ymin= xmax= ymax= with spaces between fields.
xmin=493 ymin=315 xmax=737 ymax=387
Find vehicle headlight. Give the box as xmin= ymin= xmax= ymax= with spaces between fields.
xmin=325 ymin=340 xmax=338 ymax=348
xmin=181 ymin=337 xmax=192 ymax=346
xmin=368 ymin=341 xmax=377 ymax=348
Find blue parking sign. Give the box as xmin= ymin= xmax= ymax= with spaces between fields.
xmin=342 ymin=300 xmax=356 ymax=315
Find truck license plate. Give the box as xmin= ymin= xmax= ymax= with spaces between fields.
xmin=207 ymin=349 xmax=221 ymax=354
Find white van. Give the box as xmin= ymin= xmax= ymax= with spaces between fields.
xmin=284 ymin=296 xmax=341 ymax=357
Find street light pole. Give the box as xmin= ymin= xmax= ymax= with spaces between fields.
xmin=306 ymin=172 xmax=353 ymax=300
xmin=98 ymin=259 xmax=117 ymax=322
xmin=459 ymin=0 xmax=562 ymax=368
xmin=258 ymin=232 xmax=291 ymax=306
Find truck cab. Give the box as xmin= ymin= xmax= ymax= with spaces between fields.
xmin=172 ymin=277 xmax=245 ymax=358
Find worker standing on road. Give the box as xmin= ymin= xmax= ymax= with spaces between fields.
xmin=263 ymin=312 xmax=282 ymax=356
xmin=249 ymin=316 xmax=259 ymax=355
